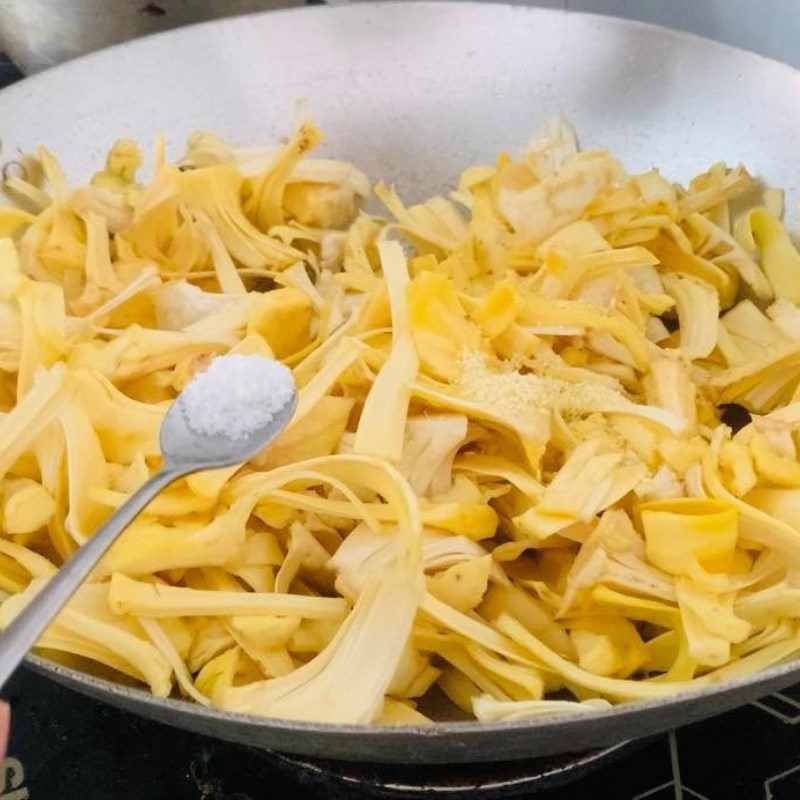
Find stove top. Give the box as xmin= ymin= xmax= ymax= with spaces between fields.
xmin=3 ymin=666 xmax=800 ymax=799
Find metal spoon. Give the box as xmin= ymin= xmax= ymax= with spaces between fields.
xmin=0 ymin=360 xmax=297 ymax=689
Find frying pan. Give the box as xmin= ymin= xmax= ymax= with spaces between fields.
xmin=3 ymin=1 xmax=800 ymax=765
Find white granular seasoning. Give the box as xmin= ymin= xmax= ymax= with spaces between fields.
xmin=179 ymin=355 xmax=295 ymax=440
xmin=458 ymin=349 xmax=619 ymax=417
xmin=456 ymin=349 xmax=685 ymax=432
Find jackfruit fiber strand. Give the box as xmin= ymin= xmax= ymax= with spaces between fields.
xmin=2 ymin=113 xmax=800 ymax=725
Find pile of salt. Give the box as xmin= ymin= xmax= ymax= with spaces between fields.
xmin=179 ymin=354 xmax=295 ymax=440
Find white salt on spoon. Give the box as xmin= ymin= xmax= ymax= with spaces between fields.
xmin=179 ymin=354 xmax=295 ymax=441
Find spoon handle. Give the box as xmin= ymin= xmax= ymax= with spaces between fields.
xmin=0 ymin=467 xmax=185 ymax=690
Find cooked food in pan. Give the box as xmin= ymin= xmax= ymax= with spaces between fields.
xmin=0 ymin=117 xmax=798 ymax=725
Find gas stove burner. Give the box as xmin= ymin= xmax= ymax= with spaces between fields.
xmin=268 ymin=742 xmax=635 ymax=798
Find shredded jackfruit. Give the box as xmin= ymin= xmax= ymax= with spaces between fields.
xmin=2 ymin=115 xmax=800 ymax=725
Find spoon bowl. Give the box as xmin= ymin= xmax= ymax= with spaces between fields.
xmin=161 ymin=389 xmax=298 ymax=471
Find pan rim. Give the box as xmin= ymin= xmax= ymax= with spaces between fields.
xmin=26 ymin=650 xmax=800 ymax=740
xmin=2 ymin=0 xmax=800 ymax=98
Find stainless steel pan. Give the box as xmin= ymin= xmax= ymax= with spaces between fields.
xmin=3 ymin=1 xmax=800 ymax=764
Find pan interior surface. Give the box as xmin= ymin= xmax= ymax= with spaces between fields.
xmin=5 ymin=0 xmax=800 ymax=763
